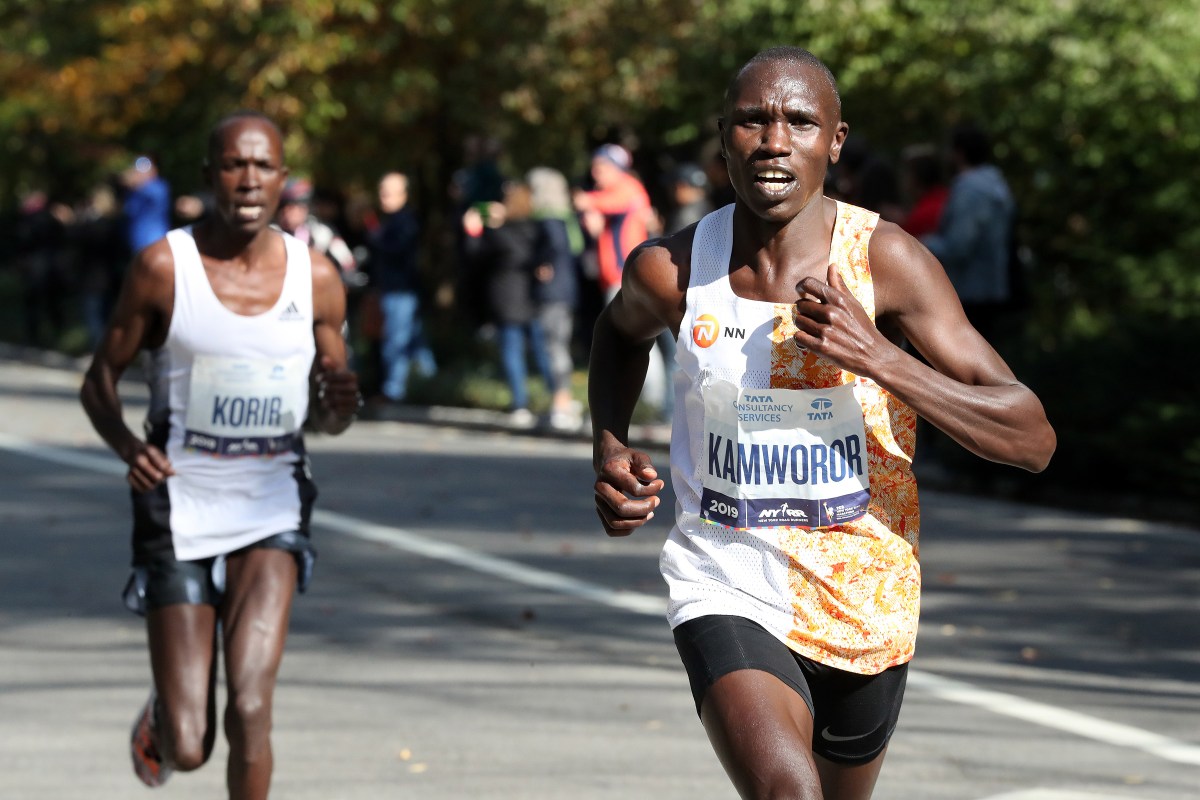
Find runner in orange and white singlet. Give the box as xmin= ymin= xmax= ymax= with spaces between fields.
xmin=589 ymin=47 xmax=1055 ymax=800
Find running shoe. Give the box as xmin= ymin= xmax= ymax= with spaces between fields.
xmin=130 ymin=690 xmax=172 ymax=787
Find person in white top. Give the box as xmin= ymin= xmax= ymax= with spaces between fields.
xmin=589 ymin=48 xmax=1055 ymax=800
xmin=81 ymin=111 xmax=360 ymax=798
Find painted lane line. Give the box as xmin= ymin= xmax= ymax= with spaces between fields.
xmin=907 ymin=669 xmax=1200 ymax=766
xmin=981 ymin=792 xmax=1142 ymax=800
xmin=0 ymin=432 xmax=127 ymax=476
xmin=3 ymin=433 xmax=1199 ymax=767
xmin=312 ymin=508 xmax=664 ymax=616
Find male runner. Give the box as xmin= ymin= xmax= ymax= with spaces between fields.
xmin=80 ymin=111 xmax=360 ymax=799
xmin=589 ymin=48 xmax=1055 ymax=800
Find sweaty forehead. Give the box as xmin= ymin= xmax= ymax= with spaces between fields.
xmin=727 ymin=60 xmax=838 ymax=116
xmin=212 ymin=119 xmax=282 ymax=159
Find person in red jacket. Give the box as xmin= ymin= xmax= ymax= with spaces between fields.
xmin=573 ymin=144 xmax=655 ymax=300
xmin=899 ymin=144 xmax=949 ymax=239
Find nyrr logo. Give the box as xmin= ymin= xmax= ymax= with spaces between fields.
xmin=757 ymin=502 xmax=808 ymax=522
xmin=692 ymin=314 xmax=720 ymax=348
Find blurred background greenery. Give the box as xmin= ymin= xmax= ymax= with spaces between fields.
xmin=1 ymin=0 xmax=1196 ymax=517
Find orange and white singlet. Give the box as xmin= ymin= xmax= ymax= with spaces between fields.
xmin=661 ymin=201 xmax=922 ymax=675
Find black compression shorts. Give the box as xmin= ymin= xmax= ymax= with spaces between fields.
xmin=673 ymin=614 xmax=908 ymax=765
xmin=121 ymin=531 xmax=315 ymax=616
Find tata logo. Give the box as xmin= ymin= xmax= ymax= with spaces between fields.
xmin=692 ymin=314 xmax=720 ymax=348
xmin=808 ymin=397 xmax=833 ymax=421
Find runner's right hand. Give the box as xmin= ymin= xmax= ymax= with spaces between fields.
xmin=593 ymin=446 xmax=664 ymax=537
xmin=125 ymin=442 xmax=175 ymax=492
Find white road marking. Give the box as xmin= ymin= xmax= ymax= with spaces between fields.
xmin=3 ymin=432 xmax=1199 ymax=768
xmin=907 ymin=671 xmax=1200 ymax=766
xmin=0 ymin=433 xmax=127 ymax=476
xmin=313 ymin=508 xmax=665 ymax=616
xmin=980 ymin=791 xmax=1142 ymax=800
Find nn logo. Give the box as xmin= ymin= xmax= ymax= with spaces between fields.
xmin=692 ymin=314 xmax=720 ymax=348
xmin=692 ymin=313 xmax=746 ymax=348
xmin=808 ymin=397 xmax=833 ymax=420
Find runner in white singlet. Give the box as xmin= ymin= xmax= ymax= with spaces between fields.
xmin=81 ymin=112 xmax=360 ymax=797
xmin=589 ymin=48 xmax=1055 ymax=800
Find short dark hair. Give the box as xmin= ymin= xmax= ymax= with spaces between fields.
xmin=206 ymin=110 xmax=282 ymax=164
xmin=725 ymin=47 xmax=841 ymax=116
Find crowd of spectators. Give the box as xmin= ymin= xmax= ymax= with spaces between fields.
xmin=3 ymin=124 xmax=1015 ymax=432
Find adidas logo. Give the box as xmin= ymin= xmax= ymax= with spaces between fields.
xmin=278 ymin=301 xmax=305 ymax=321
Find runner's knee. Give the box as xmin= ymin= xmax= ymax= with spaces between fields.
xmin=721 ymin=746 xmax=823 ymax=800
xmin=224 ymin=687 xmax=273 ymax=743
xmin=160 ymin=708 xmax=213 ymax=771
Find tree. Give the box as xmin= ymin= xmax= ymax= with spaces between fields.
xmin=3 ymin=0 xmax=1198 ymax=507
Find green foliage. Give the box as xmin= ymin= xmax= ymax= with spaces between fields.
xmin=2 ymin=0 xmax=1197 ymax=510
xmin=1005 ymin=315 xmax=1200 ymax=508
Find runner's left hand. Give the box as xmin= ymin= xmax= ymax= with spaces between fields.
xmin=315 ymin=356 xmax=361 ymax=418
xmin=793 ymin=263 xmax=893 ymax=378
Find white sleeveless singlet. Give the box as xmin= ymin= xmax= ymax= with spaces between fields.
xmin=661 ymin=202 xmax=923 ymax=675
xmin=143 ymin=227 xmax=316 ymax=561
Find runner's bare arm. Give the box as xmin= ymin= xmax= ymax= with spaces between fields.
xmin=80 ymin=241 xmax=177 ymax=490
xmin=308 ymin=250 xmax=360 ymax=435
xmin=792 ymin=222 xmax=1055 ymax=472
xmin=589 ymin=237 xmax=686 ymax=536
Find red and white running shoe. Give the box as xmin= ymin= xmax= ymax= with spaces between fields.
xmin=130 ymin=691 xmax=172 ymax=787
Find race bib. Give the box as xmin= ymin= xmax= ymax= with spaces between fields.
xmin=700 ymin=379 xmax=870 ymax=529
xmin=183 ymin=354 xmax=308 ymax=457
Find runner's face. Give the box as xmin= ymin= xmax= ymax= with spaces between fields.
xmin=208 ymin=120 xmax=288 ymax=235
xmin=720 ymin=60 xmax=847 ymax=222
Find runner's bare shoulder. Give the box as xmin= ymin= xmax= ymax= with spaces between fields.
xmin=624 ymin=225 xmax=696 ymax=302
xmin=125 ymin=237 xmax=176 ymax=312
xmin=866 ymin=218 xmax=957 ymax=321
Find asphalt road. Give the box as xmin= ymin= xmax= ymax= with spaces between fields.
xmin=0 ymin=357 xmax=1197 ymax=800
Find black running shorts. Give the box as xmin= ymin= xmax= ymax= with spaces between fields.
xmin=122 ymin=531 xmax=316 ymax=616
xmin=673 ymin=614 xmax=908 ymax=765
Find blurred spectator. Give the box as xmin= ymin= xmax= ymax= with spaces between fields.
xmin=450 ymin=136 xmax=508 ymax=330
xmin=922 ymin=123 xmax=1015 ymax=340
xmin=277 ymin=178 xmax=362 ymax=286
xmin=701 ymin=138 xmax=737 ymax=209
xmin=173 ymin=191 xmax=211 ymax=225
xmin=528 ymin=167 xmax=584 ymax=431
xmin=649 ymin=162 xmax=719 ymax=424
xmin=14 ymin=190 xmax=70 ymax=346
xmin=366 ymin=172 xmax=437 ymax=403
xmin=463 ymin=181 xmax=555 ymax=427
xmin=835 ymin=135 xmax=904 ymax=221
xmin=573 ymin=144 xmax=654 ymax=301
xmin=450 ymin=135 xmax=507 ymax=211
xmin=899 ymin=144 xmax=949 ymax=238
xmin=120 ymin=154 xmax=171 ymax=255
xmin=666 ymin=162 xmax=714 ymax=234
xmin=73 ymin=183 xmax=126 ymax=348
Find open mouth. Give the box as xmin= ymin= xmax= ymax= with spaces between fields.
xmin=753 ymin=169 xmax=795 ymax=194
xmin=234 ymin=205 xmax=265 ymax=222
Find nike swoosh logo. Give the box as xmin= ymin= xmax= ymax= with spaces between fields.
xmin=820 ymin=726 xmax=872 ymax=743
